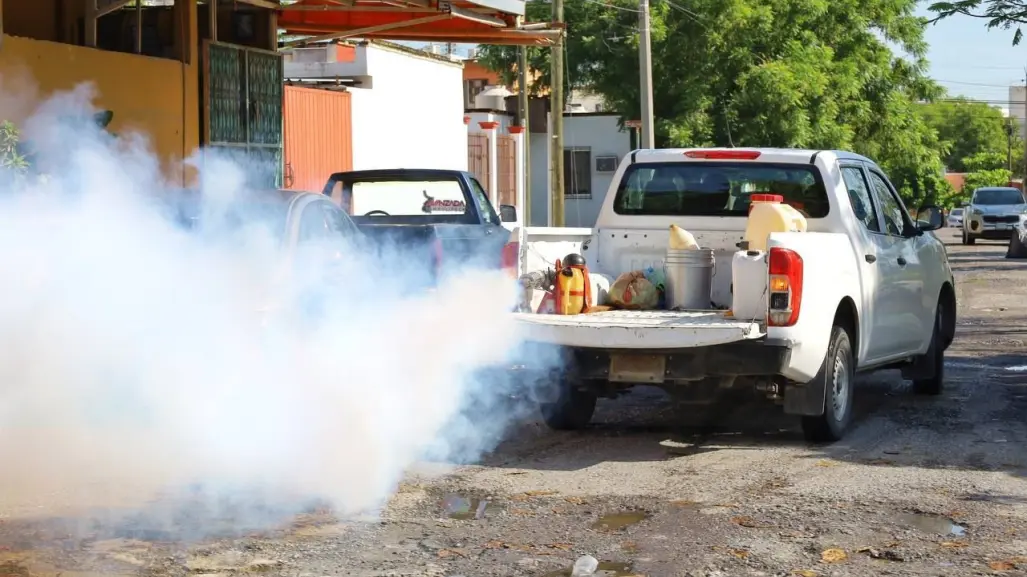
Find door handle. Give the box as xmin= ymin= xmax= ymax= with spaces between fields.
xmin=865 ymin=254 xmax=877 ymax=263
xmin=897 ymin=257 xmax=907 ymax=266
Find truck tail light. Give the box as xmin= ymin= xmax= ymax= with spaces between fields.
xmin=501 ymin=241 xmax=519 ymax=277
xmin=767 ymin=247 xmax=803 ymax=327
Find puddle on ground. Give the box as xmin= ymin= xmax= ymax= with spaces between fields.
xmin=591 ymin=511 xmax=650 ymax=531
xmin=543 ymin=561 xmax=636 ymax=577
xmin=441 ymin=494 xmax=488 ymax=520
xmin=898 ymin=513 xmax=966 ymax=536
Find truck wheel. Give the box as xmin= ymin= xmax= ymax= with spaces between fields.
xmin=912 ymin=304 xmax=945 ymax=396
xmin=961 ymin=229 xmax=976 ymax=245
xmin=1007 ymin=233 xmax=1027 ymax=259
xmin=801 ymin=325 xmax=855 ymax=443
xmin=539 ymin=381 xmax=596 ymax=431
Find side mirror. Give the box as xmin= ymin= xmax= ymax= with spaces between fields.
xmin=960 ymin=201 xmax=969 ymax=207
xmin=916 ymin=204 xmax=945 ymax=232
xmin=499 ymin=204 xmax=518 ymax=223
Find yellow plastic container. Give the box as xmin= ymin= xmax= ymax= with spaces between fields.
xmin=555 ymin=266 xmax=590 ymax=314
xmin=744 ymin=201 xmax=808 ymax=251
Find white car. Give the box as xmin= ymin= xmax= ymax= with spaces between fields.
xmin=506 ymin=148 xmax=956 ymax=443
xmin=947 ymin=207 xmax=963 ymax=228
xmin=961 ymin=186 xmax=1027 ymax=245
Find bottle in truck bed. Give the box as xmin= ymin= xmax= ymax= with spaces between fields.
xmin=507 ymin=148 xmax=956 ymax=443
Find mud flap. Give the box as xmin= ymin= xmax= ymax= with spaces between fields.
xmin=784 ymin=380 xmax=826 ymax=416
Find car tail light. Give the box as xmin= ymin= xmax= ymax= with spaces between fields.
xmin=684 ymin=150 xmax=762 ymax=160
xmin=501 ymin=241 xmax=519 ymax=277
xmin=767 ymin=247 xmax=803 ymax=327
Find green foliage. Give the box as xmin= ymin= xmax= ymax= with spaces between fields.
xmin=928 ymin=0 xmax=1027 ymax=45
xmin=963 ymin=150 xmax=1008 ymax=172
xmin=918 ymin=98 xmax=1019 ymax=173
xmin=962 ymin=168 xmax=1014 ymax=192
xmin=478 ymin=0 xmax=949 ymax=207
xmin=0 ymin=121 xmax=28 ymax=174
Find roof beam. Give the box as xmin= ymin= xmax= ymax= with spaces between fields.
xmin=234 ymin=0 xmax=282 ymax=9
xmin=282 ymin=12 xmax=450 ymax=46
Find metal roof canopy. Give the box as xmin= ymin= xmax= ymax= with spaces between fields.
xmin=279 ymin=0 xmax=561 ymax=46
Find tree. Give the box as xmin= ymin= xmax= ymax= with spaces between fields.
xmin=928 ymin=0 xmax=1027 ymax=45
xmin=962 ymin=168 xmax=1014 ymax=192
xmin=918 ymin=98 xmax=1019 ymax=173
xmin=478 ymin=0 xmax=949 ymax=206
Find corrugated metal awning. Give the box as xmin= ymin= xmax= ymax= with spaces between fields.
xmin=278 ymin=0 xmax=561 ymax=46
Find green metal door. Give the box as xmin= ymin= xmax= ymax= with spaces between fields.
xmin=203 ymin=41 xmax=284 ymax=188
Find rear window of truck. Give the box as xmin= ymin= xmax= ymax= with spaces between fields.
xmin=612 ymin=162 xmax=830 ymax=218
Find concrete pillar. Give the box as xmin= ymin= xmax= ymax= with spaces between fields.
xmin=479 ymin=120 xmax=500 ymax=208
xmin=509 ymin=125 xmax=525 ymax=218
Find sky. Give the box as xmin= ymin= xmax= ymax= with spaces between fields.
xmin=916 ymin=3 xmax=1026 ymax=113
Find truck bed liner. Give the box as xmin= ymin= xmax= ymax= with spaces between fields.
xmin=513 ymin=310 xmax=765 ymax=349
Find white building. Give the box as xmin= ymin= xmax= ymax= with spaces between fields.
xmin=282 ymin=39 xmax=467 ymax=190
xmin=1009 ymin=85 xmax=1026 ymax=140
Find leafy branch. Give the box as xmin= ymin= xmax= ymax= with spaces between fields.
xmin=928 ymin=0 xmax=1027 ymax=44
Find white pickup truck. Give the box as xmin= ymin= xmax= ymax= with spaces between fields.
xmin=508 ymin=148 xmax=956 ymax=442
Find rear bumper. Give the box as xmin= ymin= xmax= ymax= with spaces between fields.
xmin=517 ymin=338 xmax=792 ymax=382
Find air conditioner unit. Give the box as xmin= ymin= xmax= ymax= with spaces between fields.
xmin=595 ymin=155 xmax=618 ymax=173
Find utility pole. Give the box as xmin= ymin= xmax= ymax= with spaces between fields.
xmin=1007 ymin=117 xmax=1013 ymax=173
xmin=1022 ymin=68 xmax=1027 ymax=184
xmin=550 ymin=0 xmax=565 ymax=226
xmin=518 ymin=45 xmax=531 ymax=224
xmin=638 ymin=0 xmax=655 ymax=148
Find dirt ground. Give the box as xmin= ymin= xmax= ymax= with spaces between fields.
xmin=3 ymin=229 xmax=1027 ymax=577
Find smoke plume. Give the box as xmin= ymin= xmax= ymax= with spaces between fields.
xmin=0 ymin=83 xmax=545 ymax=535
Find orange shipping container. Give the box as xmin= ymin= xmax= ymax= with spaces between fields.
xmin=284 ymin=85 xmax=353 ymax=193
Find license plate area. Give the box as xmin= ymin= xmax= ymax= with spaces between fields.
xmin=609 ymin=354 xmax=667 ymax=384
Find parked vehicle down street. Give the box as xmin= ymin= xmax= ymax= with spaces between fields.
xmin=961 ymin=186 xmax=1027 ymax=245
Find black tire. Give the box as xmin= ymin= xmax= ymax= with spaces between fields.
xmin=539 ymin=381 xmax=597 ymax=431
xmin=801 ymin=326 xmax=855 ymax=443
xmin=912 ymin=304 xmax=945 ymax=396
xmin=961 ymin=228 xmax=976 ymax=245
xmin=1007 ymin=233 xmax=1027 ymax=259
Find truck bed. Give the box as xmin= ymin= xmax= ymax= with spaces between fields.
xmin=513 ymin=310 xmax=765 ymax=349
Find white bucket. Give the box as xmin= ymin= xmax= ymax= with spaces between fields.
xmin=664 ymin=248 xmax=715 ymax=310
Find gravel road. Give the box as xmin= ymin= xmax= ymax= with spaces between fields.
xmin=3 ymin=229 xmax=1027 ymax=577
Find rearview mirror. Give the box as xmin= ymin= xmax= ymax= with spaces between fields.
xmin=916 ymin=204 xmax=944 ymax=232
xmin=499 ymin=204 xmax=518 ymax=223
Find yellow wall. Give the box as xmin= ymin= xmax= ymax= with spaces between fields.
xmin=0 ymin=0 xmax=200 ymax=185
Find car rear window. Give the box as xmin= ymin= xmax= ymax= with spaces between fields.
xmin=612 ymin=162 xmax=830 ymax=218
xmin=351 ymin=180 xmax=469 ymax=217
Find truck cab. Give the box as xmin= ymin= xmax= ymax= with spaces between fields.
xmin=509 ymin=148 xmax=956 ymax=442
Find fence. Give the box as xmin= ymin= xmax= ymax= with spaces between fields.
xmin=467 ymin=133 xmax=490 ymax=192
xmin=496 ymin=135 xmax=517 ymax=207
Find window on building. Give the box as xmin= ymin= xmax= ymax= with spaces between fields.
xmin=466 ymin=79 xmax=488 ymax=107
xmin=564 ymin=148 xmax=592 ymax=198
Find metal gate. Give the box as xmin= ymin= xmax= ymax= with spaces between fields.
xmin=202 ymin=41 xmax=284 ymax=188
xmin=467 ymin=133 xmax=490 ymax=192
xmin=496 ymin=134 xmax=516 ymax=207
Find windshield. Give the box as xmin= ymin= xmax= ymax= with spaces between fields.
xmin=974 ymin=188 xmax=1024 ymax=205
xmin=612 ymin=162 xmax=829 ymax=218
xmin=950 ymin=208 xmax=963 ymax=216
xmin=344 ymin=179 xmax=474 ymax=224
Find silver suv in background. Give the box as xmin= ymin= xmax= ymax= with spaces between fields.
xmin=947 ymin=207 xmax=963 ymax=228
xmin=961 ymin=186 xmax=1027 ymax=245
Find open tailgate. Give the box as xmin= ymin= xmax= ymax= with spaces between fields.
xmin=513 ymin=310 xmax=764 ymax=349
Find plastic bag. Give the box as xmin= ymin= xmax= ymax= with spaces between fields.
xmin=609 ymin=271 xmax=660 ymax=310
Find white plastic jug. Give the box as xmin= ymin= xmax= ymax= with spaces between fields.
xmin=743 ymin=201 xmax=808 ymax=252
xmin=731 ymin=249 xmax=768 ymax=321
